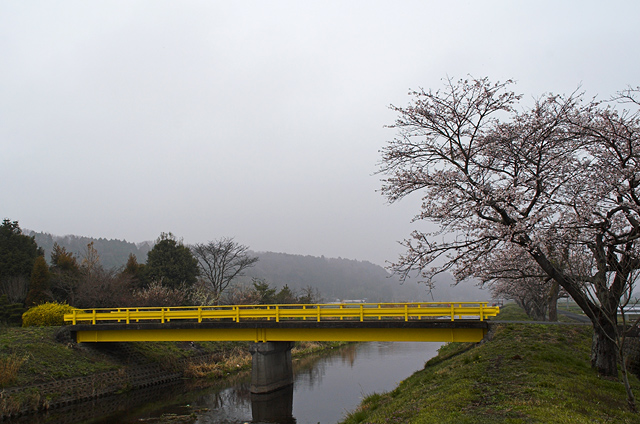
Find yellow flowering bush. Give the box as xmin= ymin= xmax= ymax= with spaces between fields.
xmin=22 ymin=302 xmax=76 ymax=327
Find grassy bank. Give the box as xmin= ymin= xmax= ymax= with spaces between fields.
xmin=0 ymin=324 xmax=344 ymax=389
xmin=0 ymin=326 xmax=116 ymax=387
xmin=0 ymin=326 xmax=245 ymax=389
xmin=341 ymin=306 xmax=640 ymax=424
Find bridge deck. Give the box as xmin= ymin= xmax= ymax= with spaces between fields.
xmin=65 ymin=302 xmax=499 ymax=343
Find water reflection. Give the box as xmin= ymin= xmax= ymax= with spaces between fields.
xmin=289 ymin=342 xmax=442 ymax=423
xmin=339 ymin=343 xmax=358 ymax=367
xmin=3 ymin=342 xmax=442 ymax=424
xmin=252 ymin=386 xmax=296 ymax=424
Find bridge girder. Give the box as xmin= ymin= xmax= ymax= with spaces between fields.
xmin=71 ymin=320 xmax=489 ymax=343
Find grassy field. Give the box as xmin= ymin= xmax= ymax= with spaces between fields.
xmin=340 ymin=304 xmax=640 ymax=424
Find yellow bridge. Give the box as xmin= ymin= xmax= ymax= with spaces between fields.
xmin=65 ymin=302 xmax=499 ymax=343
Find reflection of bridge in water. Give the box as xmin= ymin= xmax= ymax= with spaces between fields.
xmin=65 ymin=302 xmax=499 ymax=393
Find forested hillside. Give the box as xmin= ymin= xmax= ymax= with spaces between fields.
xmin=27 ymin=231 xmax=152 ymax=270
xmin=25 ymin=232 xmax=489 ymax=303
xmin=238 ymin=252 xmax=422 ymax=302
xmin=239 ymin=252 xmax=489 ymax=302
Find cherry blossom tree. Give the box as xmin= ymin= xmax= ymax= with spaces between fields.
xmin=379 ymin=77 xmax=640 ymax=383
xmin=479 ymin=244 xmax=563 ymax=321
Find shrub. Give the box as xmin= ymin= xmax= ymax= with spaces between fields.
xmin=0 ymin=354 xmax=27 ymax=387
xmin=131 ymin=280 xmax=190 ymax=307
xmin=183 ymin=361 xmax=223 ymax=379
xmin=0 ymin=294 xmax=25 ymax=326
xmin=22 ymin=302 xmax=76 ymax=327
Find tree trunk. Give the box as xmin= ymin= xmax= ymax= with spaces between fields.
xmin=533 ymin=303 xmax=547 ymax=322
xmin=547 ymin=280 xmax=560 ymax=322
xmin=591 ymin=319 xmax=618 ymax=377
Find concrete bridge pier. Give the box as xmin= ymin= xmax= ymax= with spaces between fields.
xmin=249 ymin=341 xmax=295 ymax=394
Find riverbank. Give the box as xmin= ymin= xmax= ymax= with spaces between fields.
xmin=0 ymin=325 xmax=343 ymax=418
xmin=340 ymin=306 xmax=640 ymax=424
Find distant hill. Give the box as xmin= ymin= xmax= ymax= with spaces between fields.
xmin=238 ymin=252 xmax=423 ymax=302
xmin=25 ymin=231 xmax=489 ymax=302
xmin=237 ymin=252 xmax=489 ymax=302
xmin=27 ymin=231 xmax=152 ymax=270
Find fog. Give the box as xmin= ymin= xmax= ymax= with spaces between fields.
xmin=2 ymin=1 xmax=639 ymax=267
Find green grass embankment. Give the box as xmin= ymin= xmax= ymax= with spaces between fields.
xmin=0 ymin=325 xmax=343 ymax=416
xmin=0 ymin=326 xmax=116 ymax=387
xmin=0 ymin=325 xmax=343 ymax=389
xmin=0 ymin=326 xmax=245 ymax=388
xmin=341 ymin=304 xmax=640 ymax=424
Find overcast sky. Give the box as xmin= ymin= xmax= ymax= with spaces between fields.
xmin=2 ymin=1 xmax=639 ymax=267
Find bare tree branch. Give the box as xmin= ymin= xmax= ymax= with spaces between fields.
xmin=191 ymin=238 xmax=259 ymax=304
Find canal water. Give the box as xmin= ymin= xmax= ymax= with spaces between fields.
xmin=14 ymin=341 xmax=443 ymax=424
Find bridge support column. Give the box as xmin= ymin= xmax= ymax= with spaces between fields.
xmin=249 ymin=341 xmax=295 ymax=394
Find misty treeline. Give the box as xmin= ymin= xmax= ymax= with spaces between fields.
xmin=1 ymin=224 xmax=323 ymax=309
xmin=27 ymin=229 xmax=477 ymax=302
xmin=28 ymin=231 xmax=152 ymax=270
xmin=3 ymin=221 xmax=475 ymax=312
xmin=239 ymin=252 xmax=424 ymax=302
xmin=2 ymin=231 xmax=477 ymax=309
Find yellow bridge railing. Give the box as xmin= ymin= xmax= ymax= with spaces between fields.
xmin=64 ymin=302 xmax=499 ymax=325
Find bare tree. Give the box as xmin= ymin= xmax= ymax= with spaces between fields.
xmin=70 ymin=242 xmax=136 ymax=308
xmin=191 ymin=238 xmax=259 ymax=304
xmin=74 ymin=266 xmax=134 ymax=308
xmin=298 ymin=285 xmax=323 ymax=304
xmin=379 ymin=77 xmax=640 ymax=385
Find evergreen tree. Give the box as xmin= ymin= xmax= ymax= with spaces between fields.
xmin=51 ymin=243 xmax=80 ymax=271
xmin=49 ymin=243 xmax=81 ymax=304
xmin=275 ymin=284 xmax=297 ymax=304
xmin=144 ymin=233 xmax=199 ymax=289
xmin=25 ymin=256 xmax=52 ymax=306
xmin=121 ymin=253 xmax=145 ymax=289
xmin=252 ymin=279 xmax=276 ymax=304
xmin=0 ymin=219 xmax=42 ymax=304
xmin=0 ymin=219 xmax=42 ymax=283
xmin=123 ymin=253 xmax=139 ymax=275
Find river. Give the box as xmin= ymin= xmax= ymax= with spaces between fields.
xmin=13 ymin=341 xmax=443 ymax=424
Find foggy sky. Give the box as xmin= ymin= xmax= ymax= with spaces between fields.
xmin=2 ymin=1 xmax=639 ymax=267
